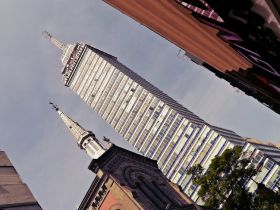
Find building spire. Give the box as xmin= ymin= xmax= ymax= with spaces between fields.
xmin=50 ymin=102 xmax=108 ymax=159
xmin=42 ymin=31 xmax=66 ymax=51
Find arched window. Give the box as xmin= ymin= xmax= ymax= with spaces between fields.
xmin=109 ymin=204 xmax=123 ymax=210
xmin=136 ymin=177 xmax=167 ymax=209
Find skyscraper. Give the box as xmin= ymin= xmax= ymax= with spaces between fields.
xmin=0 ymin=151 xmax=42 ymax=209
xmin=44 ymin=32 xmax=278 ymax=202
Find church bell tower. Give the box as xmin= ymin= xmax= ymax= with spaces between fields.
xmin=50 ymin=102 xmax=109 ymax=159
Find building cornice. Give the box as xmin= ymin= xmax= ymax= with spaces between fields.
xmin=62 ymin=43 xmax=87 ymax=86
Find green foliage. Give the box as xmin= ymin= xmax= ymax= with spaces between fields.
xmin=187 ymin=146 xmax=280 ymax=210
xmin=252 ymin=184 xmax=280 ymax=210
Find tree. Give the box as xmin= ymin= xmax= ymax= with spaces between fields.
xmin=187 ymin=146 xmax=280 ymax=209
xmin=252 ymin=183 xmax=280 ymax=210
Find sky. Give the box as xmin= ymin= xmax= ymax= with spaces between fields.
xmin=0 ymin=0 xmax=279 ymax=209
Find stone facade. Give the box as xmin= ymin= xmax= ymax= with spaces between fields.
xmin=78 ymin=145 xmax=208 ymax=210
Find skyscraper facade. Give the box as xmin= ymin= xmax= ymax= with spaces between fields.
xmin=44 ymin=32 xmax=279 ymax=202
xmin=0 ymin=151 xmax=42 ymax=209
xmin=242 ymin=138 xmax=280 ymax=194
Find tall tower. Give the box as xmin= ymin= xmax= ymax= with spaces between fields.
xmin=44 ymin=32 xmax=247 ymax=202
xmin=50 ymin=102 xmax=108 ymax=159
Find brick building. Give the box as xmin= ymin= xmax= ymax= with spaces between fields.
xmin=0 ymin=151 xmax=42 ymax=209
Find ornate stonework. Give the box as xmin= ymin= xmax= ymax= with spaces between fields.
xmin=78 ymin=145 xmax=203 ymax=210
xmin=91 ymin=185 xmax=108 ymax=209
xmin=52 ymin=105 xmax=108 ymax=159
